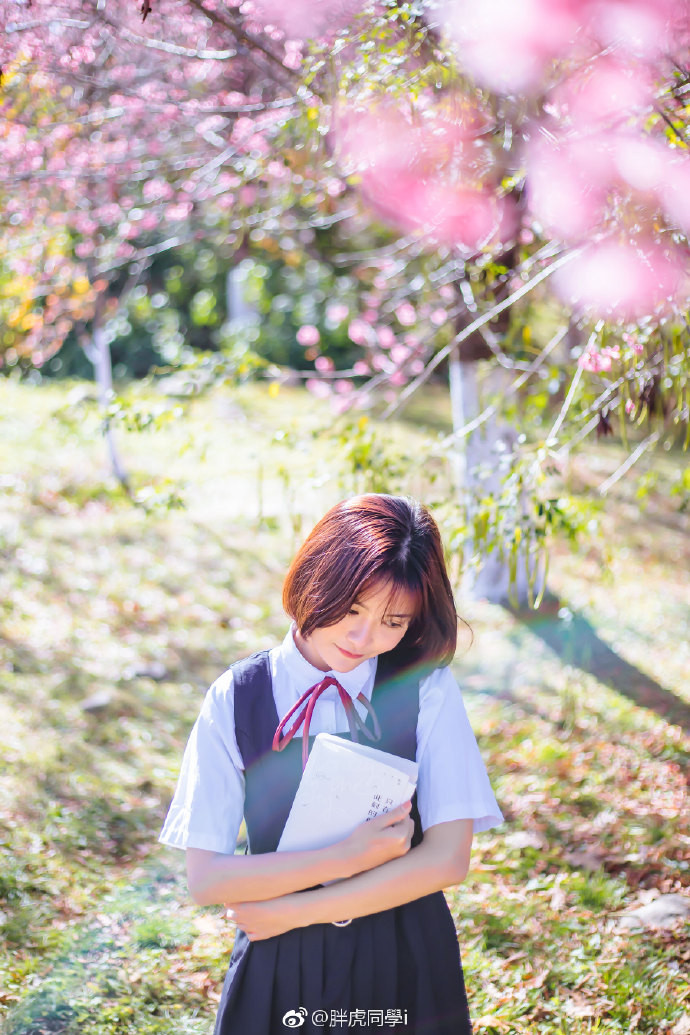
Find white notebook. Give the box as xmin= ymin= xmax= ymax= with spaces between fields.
xmin=277 ymin=732 xmax=418 ymax=853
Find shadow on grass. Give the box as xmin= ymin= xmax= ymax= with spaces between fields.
xmin=509 ymin=594 xmax=690 ymax=732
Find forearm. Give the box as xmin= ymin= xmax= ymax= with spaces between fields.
xmin=188 ymin=801 xmax=415 ymax=907
xmin=187 ymin=843 xmax=356 ymax=906
xmin=280 ymin=820 xmax=472 ymax=927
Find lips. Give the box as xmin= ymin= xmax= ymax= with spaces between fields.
xmin=337 ymin=645 xmax=364 ymax=660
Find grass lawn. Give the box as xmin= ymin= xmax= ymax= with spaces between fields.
xmin=0 ymin=377 xmax=688 ymax=1035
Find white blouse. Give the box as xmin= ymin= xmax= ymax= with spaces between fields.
xmin=159 ymin=627 xmax=503 ymax=854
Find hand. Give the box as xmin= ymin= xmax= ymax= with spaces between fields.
xmin=340 ymin=801 xmax=414 ymax=875
xmin=226 ymin=896 xmax=301 ymax=942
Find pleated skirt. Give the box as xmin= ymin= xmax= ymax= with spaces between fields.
xmin=214 ymin=891 xmax=472 ymax=1034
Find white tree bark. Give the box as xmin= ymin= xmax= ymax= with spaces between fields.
xmin=450 ymin=355 xmax=539 ymax=606
xmin=226 ymin=264 xmax=258 ymax=324
xmin=83 ymin=318 xmax=129 ymax=489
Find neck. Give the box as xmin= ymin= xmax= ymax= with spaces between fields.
xmin=293 ymin=627 xmax=330 ymax=672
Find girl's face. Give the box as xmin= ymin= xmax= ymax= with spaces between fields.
xmin=295 ymin=580 xmax=416 ymax=673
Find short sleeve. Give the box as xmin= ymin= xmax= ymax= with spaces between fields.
xmin=158 ymin=669 xmax=245 ymax=854
xmin=416 ymin=666 xmax=503 ymax=834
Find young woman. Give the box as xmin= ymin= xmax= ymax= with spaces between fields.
xmin=160 ymin=494 xmax=503 ymax=1033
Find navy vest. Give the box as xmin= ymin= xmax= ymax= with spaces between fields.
xmin=232 ymin=651 xmax=425 ymax=855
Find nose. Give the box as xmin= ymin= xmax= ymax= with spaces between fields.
xmin=347 ymin=615 xmax=372 ymax=649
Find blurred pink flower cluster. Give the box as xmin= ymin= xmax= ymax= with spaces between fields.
xmin=243 ymin=0 xmax=365 ymax=40
xmin=329 ymin=0 xmax=690 ymax=319
xmin=440 ymin=0 xmax=690 ymax=317
xmin=302 ymin=274 xmax=454 ymax=410
xmin=335 ymin=102 xmax=516 ymax=252
xmin=440 ymin=0 xmax=689 ymax=94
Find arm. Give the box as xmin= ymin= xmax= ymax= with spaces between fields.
xmin=227 ymin=819 xmax=473 ymax=941
xmin=186 ymin=801 xmax=414 ymax=906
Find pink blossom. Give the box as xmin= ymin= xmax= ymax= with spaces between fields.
xmin=440 ymin=0 xmax=582 ymax=93
xmin=578 ymin=348 xmax=612 ymax=373
xmin=377 ymin=326 xmax=396 ymax=350
xmin=143 ymin=178 xmax=174 ymax=203
xmin=283 ymin=41 xmax=303 ymax=71
xmin=390 ymin=371 xmax=408 ymax=386
xmin=326 ymin=303 xmax=349 ymax=324
xmin=409 ymin=360 xmax=426 ymax=375
xmin=440 ymin=0 xmax=687 ymax=94
xmin=391 ymin=344 xmax=411 ymax=364
xmin=430 ymin=308 xmax=448 ymax=326
xmin=372 ymin=354 xmax=390 ymax=372
xmin=306 ymin=378 xmax=331 ymax=399
xmin=395 ymin=303 xmax=416 ymax=326
xmin=348 ymin=319 xmax=370 ymax=345
xmin=625 ymin=398 xmax=636 ymax=415
xmin=296 ymin=324 xmax=320 ymax=347
xmin=660 ymin=159 xmax=690 ymax=234
xmin=612 ymin=136 xmax=668 ymax=195
xmin=550 ymin=55 xmax=653 ymax=127
xmin=554 ymin=239 xmax=688 ymax=319
xmin=366 ymin=172 xmax=515 ymax=252
xmin=591 ymin=0 xmax=684 ymax=59
xmin=138 ymin=212 xmax=159 ymax=232
xmin=331 ymin=395 xmax=354 ymax=415
xmin=623 ymin=333 xmax=645 ymax=355
xmin=74 ymin=215 xmax=99 ymax=235
xmin=530 ymin=126 xmax=690 ymax=246
xmin=248 ymin=0 xmax=365 ymax=39
xmin=335 ymin=379 xmax=354 ymax=394
xmin=165 ymin=202 xmax=193 ymax=221
xmin=527 ymin=133 xmax=612 ymax=241
xmin=315 ymin=355 xmax=334 ymax=372
xmin=95 ymin=203 xmax=123 ymax=226
xmin=336 ymin=104 xmax=516 ymax=252
xmin=353 ymin=360 xmax=370 ymax=375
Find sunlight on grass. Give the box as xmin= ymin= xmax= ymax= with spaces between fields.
xmin=1 ymin=379 xmax=687 ymax=1035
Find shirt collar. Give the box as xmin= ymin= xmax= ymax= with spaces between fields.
xmin=279 ymin=625 xmax=376 ymax=701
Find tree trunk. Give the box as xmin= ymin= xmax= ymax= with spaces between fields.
xmin=226 ymin=263 xmax=257 ymax=324
xmin=450 ymin=356 xmax=540 ymax=606
xmin=83 ymin=316 xmax=130 ymax=491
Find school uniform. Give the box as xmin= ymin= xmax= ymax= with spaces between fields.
xmin=160 ymin=628 xmax=503 ymax=1034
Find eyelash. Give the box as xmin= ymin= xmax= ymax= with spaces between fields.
xmin=348 ymin=608 xmax=404 ymax=629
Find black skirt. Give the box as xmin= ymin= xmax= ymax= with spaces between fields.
xmin=214 ymin=890 xmax=472 ymax=1035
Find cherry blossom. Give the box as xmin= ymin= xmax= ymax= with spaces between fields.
xmin=245 ymin=0 xmax=365 ymax=40
xmin=335 ymin=102 xmax=516 ymax=252
xmin=296 ymin=325 xmax=321 ymax=347
xmin=554 ymin=239 xmax=688 ymax=319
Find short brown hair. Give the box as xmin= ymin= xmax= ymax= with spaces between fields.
xmin=283 ymin=494 xmax=458 ymax=668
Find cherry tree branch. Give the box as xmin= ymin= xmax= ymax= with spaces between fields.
xmin=183 ymin=0 xmax=304 ymax=92
xmin=383 ymin=247 xmax=581 ymax=418
xmin=434 ymin=325 xmax=569 ymax=449
xmin=544 ymin=324 xmax=604 ymax=447
xmin=598 ymin=430 xmax=662 ymax=496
